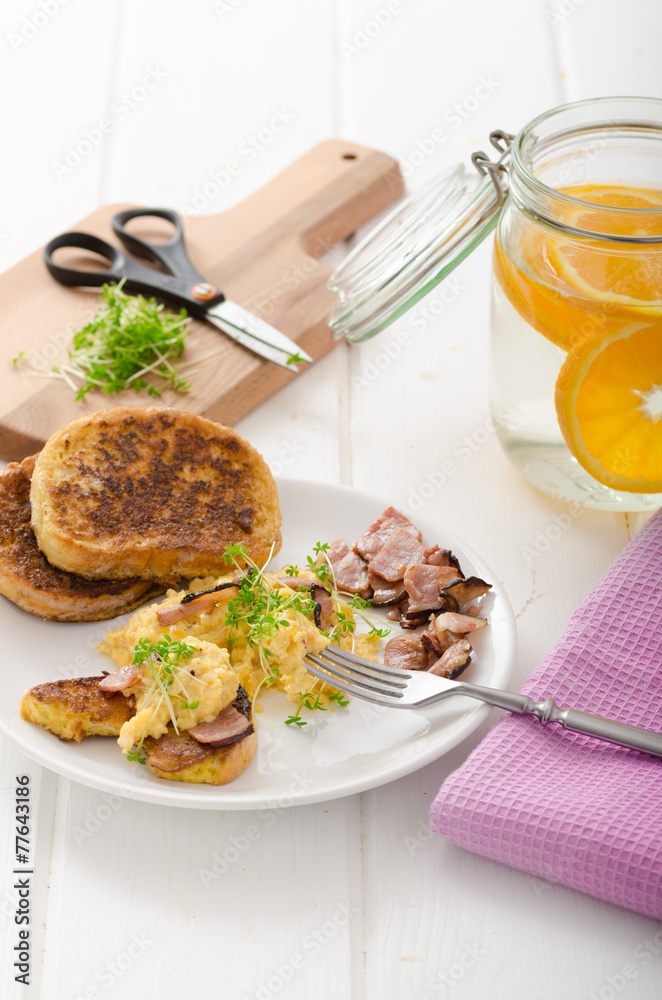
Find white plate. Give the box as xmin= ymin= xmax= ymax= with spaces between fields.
xmin=1 ymin=479 xmax=516 ymax=809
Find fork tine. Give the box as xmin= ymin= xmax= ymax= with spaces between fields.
xmin=305 ymin=654 xmax=404 ymax=707
xmin=305 ymin=653 xmax=395 ymax=694
xmin=318 ymin=647 xmax=408 ymax=689
xmin=325 ymin=644 xmax=414 ymax=680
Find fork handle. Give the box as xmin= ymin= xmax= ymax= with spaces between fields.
xmin=454 ymin=684 xmax=662 ymax=757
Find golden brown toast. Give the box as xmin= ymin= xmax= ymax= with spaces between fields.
xmin=0 ymin=455 xmax=159 ymax=621
xmin=20 ymin=674 xmax=257 ymax=785
xmin=20 ymin=676 xmax=133 ymax=742
xmin=30 ymin=407 xmax=282 ymax=583
xmin=143 ymin=727 xmax=257 ymax=785
xmin=143 ymin=684 xmax=256 ymax=785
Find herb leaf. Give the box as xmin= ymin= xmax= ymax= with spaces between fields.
xmin=16 ymin=281 xmax=192 ymax=399
xmin=126 ymin=636 xmax=198 ymax=764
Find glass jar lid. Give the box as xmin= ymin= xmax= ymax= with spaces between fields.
xmin=328 ymin=132 xmax=513 ymax=343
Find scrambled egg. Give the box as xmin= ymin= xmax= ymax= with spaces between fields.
xmin=99 ymin=569 xmax=379 ymax=754
xmin=99 ymin=625 xmax=238 ymax=752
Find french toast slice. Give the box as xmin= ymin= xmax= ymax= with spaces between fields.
xmin=20 ymin=676 xmax=134 ymax=742
xmin=143 ymin=728 xmax=257 ymax=785
xmin=0 ymin=455 xmax=159 ymax=621
xmin=143 ymin=685 xmax=257 ymax=785
xmin=20 ymin=675 xmax=257 ymax=785
xmin=30 ymin=407 xmax=282 ymax=583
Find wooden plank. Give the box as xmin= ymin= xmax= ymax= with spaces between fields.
xmin=39 ymin=779 xmax=357 ymax=997
xmin=335 ymin=0 xmax=562 ymax=192
xmin=0 ymin=6 xmax=119 ymax=999
xmin=0 ymin=743 xmax=57 ymax=1000
xmin=362 ymin=759 xmax=662 ymax=999
xmin=0 ymin=1 xmax=122 ymax=272
xmin=239 ymin=341 xmax=351 ymax=485
xmin=102 ymin=0 xmax=341 ymax=213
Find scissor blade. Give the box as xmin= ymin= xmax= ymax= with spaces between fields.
xmin=207 ymin=300 xmax=313 ymax=364
xmin=206 ymin=314 xmax=299 ymax=371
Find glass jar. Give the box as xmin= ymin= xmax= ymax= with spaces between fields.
xmin=490 ymin=98 xmax=662 ymax=512
xmin=329 ymin=97 xmax=662 ymax=512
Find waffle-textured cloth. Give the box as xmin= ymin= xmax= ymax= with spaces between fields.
xmin=430 ymin=510 xmax=662 ymax=918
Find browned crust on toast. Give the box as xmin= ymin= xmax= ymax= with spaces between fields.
xmin=20 ymin=674 xmax=257 ymax=785
xmin=143 ymin=685 xmax=256 ymax=784
xmin=19 ymin=676 xmax=134 ymax=742
xmin=143 ymin=727 xmax=257 ymax=784
xmin=0 ymin=455 xmax=158 ymax=620
xmin=30 ymin=407 xmax=282 ymax=583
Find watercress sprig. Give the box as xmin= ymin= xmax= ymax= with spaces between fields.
xmin=14 ymin=280 xmax=192 ymax=400
xmin=126 ymin=636 xmax=198 ymax=764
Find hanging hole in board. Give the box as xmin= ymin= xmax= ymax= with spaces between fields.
xmin=342 ymin=153 xmax=357 ymax=160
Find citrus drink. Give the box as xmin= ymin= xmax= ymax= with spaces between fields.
xmin=490 ymin=184 xmax=662 ymax=511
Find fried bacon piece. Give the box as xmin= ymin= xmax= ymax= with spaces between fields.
xmin=424 ymin=545 xmax=463 ymax=575
xmin=333 ymin=550 xmax=372 ymax=599
xmin=158 ymin=592 xmax=218 ymax=625
xmin=311 ymin=584 xmax=335 ymax=631
xmin=157 ymin=582 xmax=238 ymax=625
xmin=98 ymin=665 xmax=140 ymax=693
xmin=320 ymin=508 xmax=492 ymax=684
xmin=433 ymin=611 xmax=488 ymax=635
xmin=369 ymin=572 xmax=407 ymax=606
xmin=403 ymin=563 xmax=463 ymax=615
xmin=443 ymin=576 xmax=492 ymax=610
xmin=368 ymin=530 xmax=425 ymax=582
xmin=399 ymin=602 xmax=430 ymax=630
xmin=326 ymin=538 xmax=351 ymax=568
xmin=420 ymin=631 xmax=444 ymax=667
xmin=428 ymin=640 xmax=472 ymax=679
xmin=384 ymin=633 xmax=429 ymax=671
xmin=275 ymin=576 xmax=319 ymax=590
xmin=356 ymin=509 xmax=422 ymax=561
xmin=189 ymin=704 xmax=254 ymax=747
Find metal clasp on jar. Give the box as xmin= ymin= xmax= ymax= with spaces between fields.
xmin=471 ymin=130 xmax=515 ymax=206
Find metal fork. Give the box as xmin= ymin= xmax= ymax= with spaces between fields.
xmin=305 ymin=646 xmax=662 ymax=758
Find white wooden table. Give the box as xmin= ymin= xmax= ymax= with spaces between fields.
xmin=1 ymin=1 xmax=661 ymax=996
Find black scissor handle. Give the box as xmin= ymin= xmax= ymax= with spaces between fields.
xmin=112 ymin=208 xmax=188 ymax=274
xmin=43 ymin=230 xmax=193 ymax=308
xmin=112 ymin=207 xmax=225 ymax=311
xmin=44 ymin=232 xmax=126 ymax=287
xmin=44 ymin=211 xmax=226 ymax=317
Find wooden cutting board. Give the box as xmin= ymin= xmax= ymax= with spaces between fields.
xmin=0 ymin=139 xmax=402 ymax=461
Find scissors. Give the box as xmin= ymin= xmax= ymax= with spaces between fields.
xmin=43 ymin=207 xmax=312 ymax=372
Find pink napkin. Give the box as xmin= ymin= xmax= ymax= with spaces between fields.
xmin=430 ymin=509 xmax=662 ymax=919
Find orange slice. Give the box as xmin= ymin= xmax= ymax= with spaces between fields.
xmin=560 ymin=184 xmax=662 ymax=238
xmin=571 ymin=186 xmax=662 ymax=206
xmin=493 ymin=238 xmax=587 ymax=351
xmin=555 ymin=323 xmax=662 ymax=493
xmin=548 ymin=186 xmax=662 ymax=310
xmin=550 ymin=243 xmax=662 ymax=309
xmin=494 ymin=185 xmax=662 ymax=351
